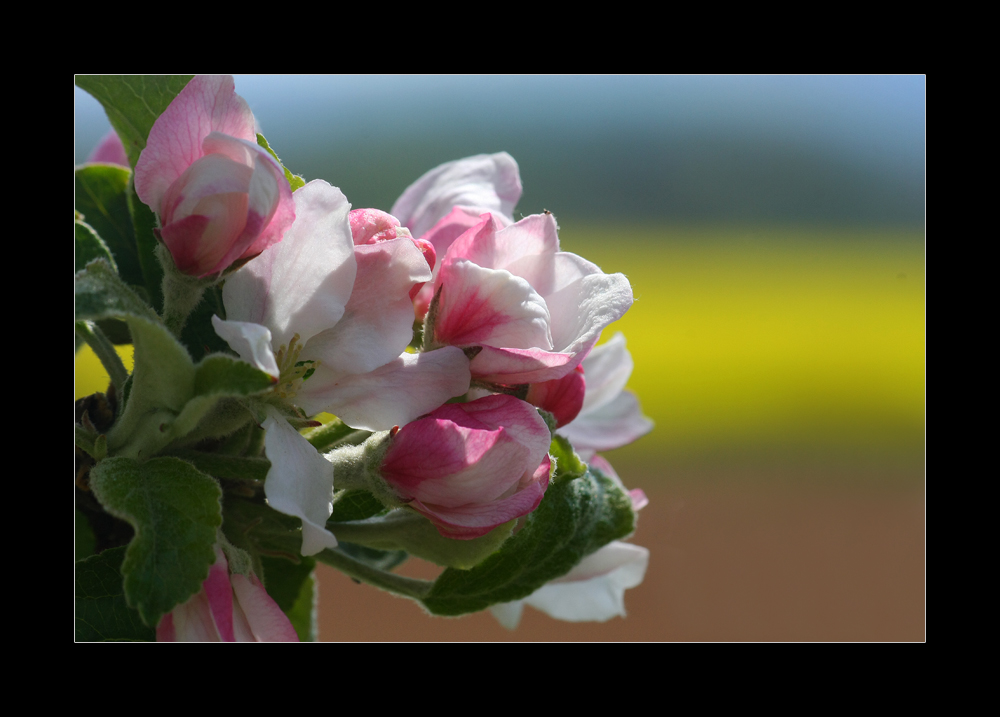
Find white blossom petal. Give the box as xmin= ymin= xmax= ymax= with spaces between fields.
xmin=211 ymin=316 xmax=279 ymax=377
xmin=391 ymin=152 xmax=521 ymax=239
xmin=579 ymin=333 xmax=633 ymax=415
xmin=262 ymin=408 xmax=337 ymax=556
xmin=222 ymin=180 xmax=356 ymax=349
xmin=559 ymin=391 xmax=653 ymax=453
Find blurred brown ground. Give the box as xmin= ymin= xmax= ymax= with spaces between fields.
xmin=316 ymin=457 xmax=924 ymax=642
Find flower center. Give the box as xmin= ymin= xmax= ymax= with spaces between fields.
xmin=273 ymin=334 xmax=319 ymax=399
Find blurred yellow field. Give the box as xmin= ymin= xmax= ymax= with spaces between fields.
xmin=76 ymin=224 xmax=925 ymax=460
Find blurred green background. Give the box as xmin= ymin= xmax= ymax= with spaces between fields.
xmin=75 ymin=76 xmax=924 ymax=640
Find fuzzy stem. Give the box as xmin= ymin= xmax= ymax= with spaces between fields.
xmin=317 ymin=547 xmax=432 ymax=601
xmin=75 ymin=320 xmax=128 ymax=393
xmin=157 ymin=243 xmax=210 ymax=338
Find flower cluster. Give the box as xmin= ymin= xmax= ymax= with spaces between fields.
xmin=76 ymin=75 xmax=654 ymax=641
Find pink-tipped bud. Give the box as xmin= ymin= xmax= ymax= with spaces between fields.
xmin=525 ymin=365 xmax=586 ymax=427
xmin=134 ymin=76 xmax=295 ymax=277
xmin=380 ymin=395 xmax=553 ymax=539
xmin=349 ymin=208 xmax=402 ymax=245
xmin=87 ymin=130 xmax=129 ymax=167
xmin=409 ymin=237 xmax=437 ymax=301
xmin=156 ymin=545 xmax=298 ymax=642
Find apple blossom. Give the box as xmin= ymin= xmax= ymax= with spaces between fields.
xmin=156 ymin=546 xmax=298 ymax=642
xmin=213 ymin=180 xmax=470 ymax=554
xmin=425 ymin=211 xmax=633 ymax=386
xmin=134 ymin=75 xmax=294 ymax=277
xmin=378 ymin=394 xmax=552 ymax=539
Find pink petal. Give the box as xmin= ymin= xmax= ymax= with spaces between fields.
xmin=87 ymin=130 xmax=129 ymax=167
xmin=135 ymin=75 xmax=256 ymax=214
xmin=349 ymin=208 xmax=401 ymax=245
xmin=457 ymin=394 xmax=553 ymax=465
xmin=203 ymin=547 xmax=237 ymax=641
xmin=197 ymin=133 xmax=295 ymax=274
xmin=409 ymin=456 xmax=550 ymax=540
xmin=433 ymin=261 xmax=552 ymax=351
xmin=159 ymin=213 xmax=212 ymax=275
xmin=391 ymin=152 xmax=521 ymax=239
xmin=411 ymin=207 xmax=487 ymax=318
xmin=525 ymin=366 xmax=586 ymax=427
xmin=384 ymin=420 xmax=527 ymax=507
xmin=446 ymin=212 xmax=559 ymax=277
xmin=468 ymin=345 xmax=575 ymax=385
xmin=230 ymin=574 xmax=300 ymax=642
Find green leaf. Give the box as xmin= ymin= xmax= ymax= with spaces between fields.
xmin=75 ymin=509 xmax=97 ymax=561
xmin=194 ymin=354 xmax=276 ymax=396
xmin=256 ymin=133 xmax=305 ymax=192
xmin=223 ymin=495 xmax=304 ymax=567
xmin=75 ymin=219 xmax=117 ymax=273
xmin=284 ymin=570 xmax=317 ymax=641
xmin=549 ymin=434 xmax=587 ymax=480
xmin=419 ymin=447 xmax=635 ymax=616
xmin=88 ymin=457 xmax=223 ymax=628
xmin=179 ymin=284 xmax=231 ymax=359
xmin=331 ymin=510 xmax=513 ymax=570
xmin=260 ymin=556 xmax=317 ymax=641
xmin=76 ymin=546 xmax=156 ymax=641
xmin=170 ymin=450 xmax=269 ymax=483
xmin=165 ymin=355 xmax=276 ymax=446
xmin=75 ymin=258 xmax=160 ymax=325
xmin=75 ymin=165 xmax=140 ymax=284
xmin=75 ymin=75 xmax=193 ymax=168
xmin=79 ymin=263 xmax=271 ymax=455
xmin=330 ymin=489 xmax=386 ymax=522
xmin=105 ymin=314 xmax=196 ymax=458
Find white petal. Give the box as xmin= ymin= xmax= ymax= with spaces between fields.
xmin=490 ymin=601 xmax=526 ymax=630
xmin=222 ymin=180 xmax=356 ymax=349
xmin=297 ymin=348 xmax=471 ymax=430
xmin=303 ymin=237 xmax=428 ymax=376
xmin=523 ymin=542 xmax=649 ymax=622
xmin=559 ymin=391 xmax=653 ymax=453
xmin=262 ymin=408 xmax=338 ymax=556
xmin=579 ymin=333 xmax=633 ymax=415
xmin=391 ymin=153 xmax=521 ymax=239
xmin=211 ymin=316 xmax=279 ymax=377
xmin=544 ymin=265 xmax=633 ymax=356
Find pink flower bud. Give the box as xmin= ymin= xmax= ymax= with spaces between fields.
xmin=156 ymin=546 xmax=299 ymax=642
xmin=380 ymin=395 xmax=552 ymax=539
xmin=87 ymin=130 xmax=129 ymax=167
xmin=349 ymin=208 xmax=402 ymax=245
xmin=135 ymin=76 xmax=294 ymax=277
xmin=349 ymin=208 xmax=437 ymax=301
